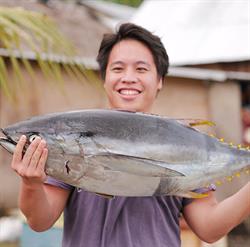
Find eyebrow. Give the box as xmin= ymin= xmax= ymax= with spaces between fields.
xmin=110 ymin=61 xmax=124 ymax=67
xmin=136 ymin=61 xmax=151 ymax=67
xmin=110 ymin=61 xmax=151 ymax=67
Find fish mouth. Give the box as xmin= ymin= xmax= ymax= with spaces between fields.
xmin=0 ymin=128 xmax=18 ymax=154
xmin=0 ymin=128 xmax=17 ymax=144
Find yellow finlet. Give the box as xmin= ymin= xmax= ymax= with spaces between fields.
xmin=219 ymin=138 xmax=224 ymax=142
xmin=216 ymin=180 xmax=223 ymax=186
xmin=237 ymin=144 xmax=242 ymax=149
xmin=235 ymin=172 xmax=241 ymax=178
xmin=226 ymin=176 xmax=233 ymax=182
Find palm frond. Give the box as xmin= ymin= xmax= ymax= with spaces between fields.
xmin=0 ymin=6 xmax=96 ymax=100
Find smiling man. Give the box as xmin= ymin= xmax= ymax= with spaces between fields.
xmin=102 ymin=39 xmax=163 ymax=112
xmin=10 ymin=23 xmax=250 ymax=247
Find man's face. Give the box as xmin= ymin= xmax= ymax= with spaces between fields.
xmin=104 ymin=39 xmax=162 ymax=112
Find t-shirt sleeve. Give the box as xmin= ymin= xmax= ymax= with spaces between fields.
xmin=182 ymin=184 xmax=217 ymax=208
xmin=44 ymin=176 xmax=74 ymax=191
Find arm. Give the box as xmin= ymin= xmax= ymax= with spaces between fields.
xmin=12 ymin=135 xmax=71 ymax=232
xmin=183 ymin=183 xmax=250 ymax=243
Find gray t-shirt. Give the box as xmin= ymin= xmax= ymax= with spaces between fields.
xmin=46 ymin=177 xmax=192 ymax=247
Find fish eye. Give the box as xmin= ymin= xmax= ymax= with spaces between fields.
xmin=29 ymin=134 xmax=40 ymax=143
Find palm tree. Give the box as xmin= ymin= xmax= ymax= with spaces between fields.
xmin=0 ymin=6 xmax=88 ymax=99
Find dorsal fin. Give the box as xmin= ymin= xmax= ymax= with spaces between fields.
xmin=176 ymin=119 xmax=215 ymax=127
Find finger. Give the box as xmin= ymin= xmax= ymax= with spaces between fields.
xmin=37 ymin=148 xmax=48 ymax=178
xmin=22 ymin=137 xmax=41 ymax=167
xmin=12 ymin=135 xmax=27 ymax=169
xmin=28 ymin=140 xmax=46 ymax=171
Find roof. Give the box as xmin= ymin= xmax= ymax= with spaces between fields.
xmin=131 ymin=0 xmax=250 ymax=66
xmin=79 ymin=0 xmax=136 ymax=29
xmin=168 ymin=67 xmax=250 ymax=82
xmin=0 ymin=0 xmax=111 ymax=58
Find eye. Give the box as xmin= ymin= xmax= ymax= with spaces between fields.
xmin=80 ymin=131 xmax=95 ymax=138
xmin=29 ymin=134 xmax=40 ymax=143
xmin=112 ymin=67 xmax=123 ymax=72
xmin=137 ymin=67 xmax=147 ymax=72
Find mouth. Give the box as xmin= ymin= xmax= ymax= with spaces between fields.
xmin=0 ymin=129 xmax=18 ymax=154
xmin=117 ymin=88 xmax=142 ymax=98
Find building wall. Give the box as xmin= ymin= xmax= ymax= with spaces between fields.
xmin=153 ymin=77 xmax=209 ymax=119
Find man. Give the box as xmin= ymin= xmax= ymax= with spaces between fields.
xmin=11 ymin=23 xmax=250 ymax=247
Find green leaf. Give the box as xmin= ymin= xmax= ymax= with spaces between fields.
xmin=0 ymin=6 xmax=96 ymax=99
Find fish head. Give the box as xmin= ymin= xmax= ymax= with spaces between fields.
xmin=0 ymin=112 xmax=92 ymax=159
xmin=0 ymin=113 xmax=73 ymax=155
xmin=0 ymin=112 xmax=91 ymax=185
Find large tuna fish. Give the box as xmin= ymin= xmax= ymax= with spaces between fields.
xmin=0 ymin=109 xmax=249 ymax=198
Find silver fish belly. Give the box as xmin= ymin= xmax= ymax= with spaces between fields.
xmin=0 ymin=109 xmax=250 ymax=198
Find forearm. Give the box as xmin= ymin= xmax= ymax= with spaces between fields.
xmin=19 ymin=181 xmax=55 ymax=231
xmin=184 ymin=182 xmax=250 ymax=243
xmin=206 ymin=182 xmax=250 ymax=241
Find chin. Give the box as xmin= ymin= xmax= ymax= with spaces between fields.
xmin=109 ymin=98 xmax=151 ymax=113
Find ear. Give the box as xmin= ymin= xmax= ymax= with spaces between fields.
xmin=157 ymin=78 xmax=163 ymax=90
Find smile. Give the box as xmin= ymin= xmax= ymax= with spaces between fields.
xmin=118 ymin=89 xmax=141 ymax=95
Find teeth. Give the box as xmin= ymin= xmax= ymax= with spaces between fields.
xmin=119 ymin=89 xmax=140 ymax=95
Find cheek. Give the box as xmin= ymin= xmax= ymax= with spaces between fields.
xmin=144 ymin=76 xmax=161 ymax=91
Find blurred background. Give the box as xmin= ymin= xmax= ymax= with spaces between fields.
xmin=0 ymin=0 xmax=249 ymax=247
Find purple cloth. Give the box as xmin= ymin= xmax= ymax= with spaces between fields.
xmin=45 ymin=177 xmax=195 ymax=247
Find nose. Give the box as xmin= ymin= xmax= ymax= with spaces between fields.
xmin=121 ymin=69 xmax=138 ymax=84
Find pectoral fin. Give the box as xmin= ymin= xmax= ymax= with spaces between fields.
xmin=87 ymin=153 xmax=185 ymax=178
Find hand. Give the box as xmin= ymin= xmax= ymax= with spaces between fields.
xmin=11 ymin=135 xmax=48 ymax=186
